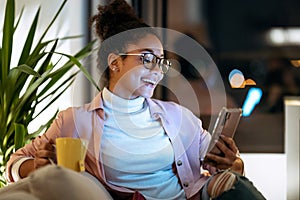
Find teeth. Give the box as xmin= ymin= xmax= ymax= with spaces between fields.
xmin=142 ymin=78 xmax=156 ymax=85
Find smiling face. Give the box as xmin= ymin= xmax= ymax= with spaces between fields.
xmin=108 ymin=34 xmax=165 ymax=99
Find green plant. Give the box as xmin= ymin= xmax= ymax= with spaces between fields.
xmin=0 ymin=0 xmax=98 ymax=187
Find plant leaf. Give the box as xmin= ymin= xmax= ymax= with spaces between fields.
xmin=13 ymin=68 xmax=52 ymax=115
xmin=37 ymin=70 xmax=78 ymax=100
xmin=26 ymin=110 xmax=59 ymax=140
xmin=14 ymin=123 xmax=26 ymax=150
xmin=34 ymin=77 xmax=76 ymax=119
xmin=55 ymin=51 xmax=100 ymax=91
xmin=18 ymin=7 xmax=40 ymax=65
xmin=0 ymin=0 xmax=97 ymax=187
xmin=14 ymin=64 xmax=41 ymax=77
xmin=4 ymin=145 xmax=15 ymax=164
xmin=1 ymin=0 xmax=15 ymax=82
xmin=13 ymin=6 xmax=24 ymax=33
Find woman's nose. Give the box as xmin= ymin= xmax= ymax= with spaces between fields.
xmin=151 ymin=63 xmax=163 ymax=74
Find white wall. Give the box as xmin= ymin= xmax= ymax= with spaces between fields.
xmin=284 ymin=97 xmax=300 ymax=200
xmin=241 ymin=153 xmax=286 ymax=200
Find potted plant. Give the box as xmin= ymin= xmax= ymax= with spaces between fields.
xmin=0 ymin=0 xmax=98 ymax=187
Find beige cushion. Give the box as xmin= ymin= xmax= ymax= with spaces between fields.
xmin=28 ymin=165 xmax=113 ymax=200
xmin=0 ymin=191 xmax=39 ymax=200
xmin=0 ymin=165 xmax=113 ymax=200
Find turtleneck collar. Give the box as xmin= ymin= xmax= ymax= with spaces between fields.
xmin=102 ymin=87 xmax=145 ymax=113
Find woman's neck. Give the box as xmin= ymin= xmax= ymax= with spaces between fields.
xmin=102 ymin=87 xmax=145 ymax=113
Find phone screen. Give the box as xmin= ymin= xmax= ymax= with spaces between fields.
xmin=206 ymin=107 xmax=242 ymax=156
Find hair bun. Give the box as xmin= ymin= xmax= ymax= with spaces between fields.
xmin=91 ymin=0 xmax=145 ymax=41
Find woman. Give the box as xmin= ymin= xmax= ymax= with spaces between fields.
xmin=4 ymin=0 xmax=265 ymax=199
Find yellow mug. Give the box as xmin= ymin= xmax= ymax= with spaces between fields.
xmin=56 ymin=138 xmax=88 ymax=172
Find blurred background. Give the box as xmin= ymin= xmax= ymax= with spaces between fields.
xmin=1 ymin=0 xmax=300 ymax=199
xmin=132 ymin=0 xmax=300 ymax=154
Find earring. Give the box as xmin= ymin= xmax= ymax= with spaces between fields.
xmin=111 ymin=66 xmax=119 ymax=71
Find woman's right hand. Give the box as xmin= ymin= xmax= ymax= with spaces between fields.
xmin=34 ymin=141 xmax=56 ymax=169
xmin=18 ymin=141 xmax=56 ymax=179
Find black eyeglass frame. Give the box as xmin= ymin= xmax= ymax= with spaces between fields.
xmin=118 ymin=53 xmax=171 ymax=74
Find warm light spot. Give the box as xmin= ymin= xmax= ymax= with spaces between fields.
xmin=244 ymin=79 xmax=256 ymax=86
xmin=291 ymin=60 xmax=300 ymax=68
xmin=229 ymin=69 xmax=256 ymax=88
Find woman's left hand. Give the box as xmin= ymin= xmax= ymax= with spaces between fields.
xmin=203 ymin=135 xmax=239 ymax=170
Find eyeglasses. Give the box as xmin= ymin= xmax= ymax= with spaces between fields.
xmin=118 ymin=52 xmax=171 ymax=74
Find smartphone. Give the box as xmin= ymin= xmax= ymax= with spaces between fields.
xmin=206 ymin=107 xmax=242 ymax=156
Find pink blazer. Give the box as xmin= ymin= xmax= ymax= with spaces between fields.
xmin=6 ymin=92 xmax=211 ymax=199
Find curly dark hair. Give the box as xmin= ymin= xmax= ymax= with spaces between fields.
xmin=90 ymin=0 xmax=160 ymax=89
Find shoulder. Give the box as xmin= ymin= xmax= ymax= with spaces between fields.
xmin=53 ymin=105 xmax=96 ymax=138
xmin=56 ymin=105 xmax=93 ymax=125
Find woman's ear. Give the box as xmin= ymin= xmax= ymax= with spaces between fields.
xmin=107 ymin=53 xmax=120 ymax=72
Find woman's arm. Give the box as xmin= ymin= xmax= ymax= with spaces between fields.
xmin=19 ymin=159 xmax=35 ymax=178
xmin=20 ymin=141 xmax=56 ymax=178
xmin=6 ymin=110 xmax=65 ymax=182
xmin=7 ymin=137 xmax=57 ymax=182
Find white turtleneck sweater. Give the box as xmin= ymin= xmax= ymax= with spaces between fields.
xmin=101 ymin=88 xmax=186 ymax=200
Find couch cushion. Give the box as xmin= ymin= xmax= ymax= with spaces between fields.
xmin=28 ymin=165 xmax=113 ymax=200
